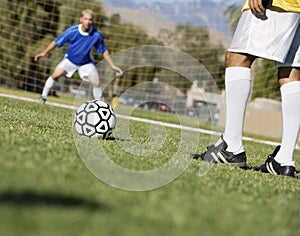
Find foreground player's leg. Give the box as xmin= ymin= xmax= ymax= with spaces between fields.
xmin=192 ymin=67 xmax=250 ymax=167
xmin=256 ymin=68 xmax=300 ymax=177
xmin=223 ymin=66 xmax=251 ymax=154
xmin=275 ymin=80 xmax=300 ymax=166
xmin=192 ymin=53 xmax=254 ymax=167
xmin=192 ymin=69 xmax=251 ymax=167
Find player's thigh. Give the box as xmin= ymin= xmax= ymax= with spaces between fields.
xmin=78 ymin=64 xmax=100 ymax=87
xmin=51 ymin=67 xmax=65 ymax=79
xmin=54 ymin=58 xmax=78 ymax=79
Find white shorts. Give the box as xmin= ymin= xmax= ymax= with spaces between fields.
xmin=56 ymin=58 xmax=99 ymax=81
xmin=228 ymin=9 xmax=300 ymax=67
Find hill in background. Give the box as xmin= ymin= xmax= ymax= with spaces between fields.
xmin=102 ymin=0 xmax=230 ymax=32
xmin=102 ymin=0 xmax=232 ymax=47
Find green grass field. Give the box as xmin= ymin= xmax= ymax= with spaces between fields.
xmin=0 ymin=89 xmax=299 ymax=236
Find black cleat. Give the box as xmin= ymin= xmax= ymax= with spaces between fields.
xmin=38 ymin=96 xmax=47 ymax=104
xmin=255 ymin=146 xmax=295 ymax=177
xmin=192 ymin=135 xmax=247 ymax=167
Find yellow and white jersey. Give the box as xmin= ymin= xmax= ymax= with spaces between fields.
xmin=242 ymin=0 xmax=300 ymax=13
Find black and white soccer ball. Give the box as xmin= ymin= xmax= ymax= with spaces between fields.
xmin=74 ymin=100 xmax=116 ymax=139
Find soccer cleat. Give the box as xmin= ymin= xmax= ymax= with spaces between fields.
xmin=38 ymin=96 xmax=47 ymax=104
xmin=192 ymin=135 xmax=247 ymax=167
xmin=255 ymin=146 xmax=295 ymax=177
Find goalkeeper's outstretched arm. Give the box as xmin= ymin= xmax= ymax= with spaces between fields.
xmin=34 ymin=41 xmax=57 ymax=62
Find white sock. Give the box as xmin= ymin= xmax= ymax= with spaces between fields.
xmin=274 ymin=81 xmax=300 ymax=167
xmin=93 ymin=86 xmax=103 ymax=100
xmin=42 ymin=76 xmax=55 ymax=99
xmin=223 ymin=67 xmax=251 ymax=153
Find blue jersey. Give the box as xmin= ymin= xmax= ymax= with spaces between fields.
xmin=54 ymin=24 xmax=107 ymax=65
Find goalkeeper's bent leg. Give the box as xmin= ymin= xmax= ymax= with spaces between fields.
xmin=41 ymin=76 xmax=54 ymax=99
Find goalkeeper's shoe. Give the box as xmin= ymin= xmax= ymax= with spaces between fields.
xmin=192 ymin=135 xmax=247 ymax=167
xmin=255 ymin=146 xmax=295 ymax=177
xmin=38 ymin=96 xmax=47 ymax=104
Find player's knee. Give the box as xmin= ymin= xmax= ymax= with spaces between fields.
xmin=92 ymin=81 xmax=101 ymax=88
xmin=88 ymin=76 xmax=100 ymax=87
xmin=51 ymin=69 xmax=65 ymax=80
xmin=225 ymin=51 xmax=243 ymax=67
xmin=225 ymin=51 xmax=255 ymax=68
xmin=51 ymin=74 xmax=59 ymax=80
xmin=278 ymin=67 xmax=300 ymax=86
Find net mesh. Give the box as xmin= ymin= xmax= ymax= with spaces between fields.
xmin=3 ymin=0 xmax=299 ymax=143
xmin=0 ymin=0 xmax=281 ymax=100
xmin=1 ymin=1 xmax=291 ymax=130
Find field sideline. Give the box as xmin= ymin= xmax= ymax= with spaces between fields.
xmin=0 ymin=89 xmax=299 ymax=236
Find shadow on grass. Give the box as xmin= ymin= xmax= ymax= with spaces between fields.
xmin=104 ymin=136 xmax=130 ymax=142
xmin=0 ymin=190 xmax=109 ymax=211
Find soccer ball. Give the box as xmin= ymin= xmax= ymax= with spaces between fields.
xmin=74 ymin=100 xmax=116 ymax=139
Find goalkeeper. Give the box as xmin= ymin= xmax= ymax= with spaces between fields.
xmin=34 ymin=9 xmax=123 ymax=103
